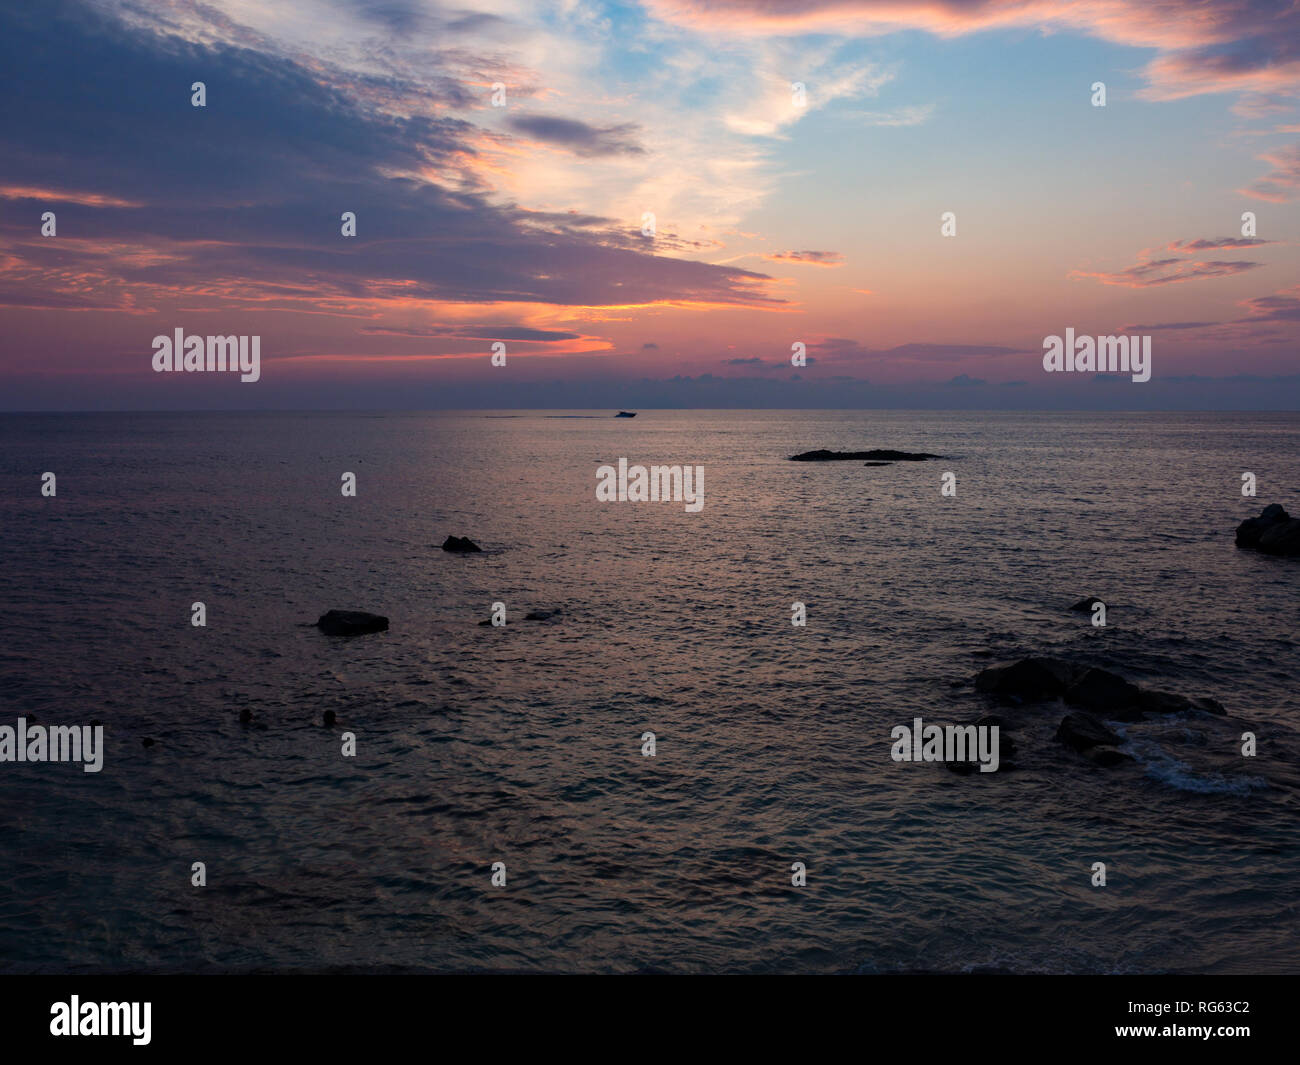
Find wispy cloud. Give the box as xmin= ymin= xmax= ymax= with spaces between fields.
xmin=762 ymin=250 xmax=845 ymax=267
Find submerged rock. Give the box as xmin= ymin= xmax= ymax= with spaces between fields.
xmin=863 ymin=461 xmax=893 ymax=467
xmin=524 ymin=608 xmax=563 ymax=621
xmin=1064 ymin=667 xmax=1142 ymax=717
xmin=442 ymin=535 xmax=482 ymax=553
xmin=1070 ymin=595 xmax=1104 ymax=613
xmin=1056 ymin=713 xmax=1122 ymax=752
xmin=791 ymin=448 xmax=942 ymax=462
xmin=1235 ymin=504 xmax=1300 ymax=556
xmin=316 ymin=610 xmax=389 ymax=636
xmin=975 ymin=657 xmax=1224 ymax=722
xmin=975 ymin=657 xmax=1082 ymax=700
xmin=1084 ymin=747 xmax=1133 ymax=767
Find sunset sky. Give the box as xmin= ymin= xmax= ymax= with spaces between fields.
xmin=1 ymin=0 xmax=1298 ymax=409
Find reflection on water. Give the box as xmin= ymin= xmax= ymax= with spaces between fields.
xmin=1 ymin=410 xmax=1297 ymax=973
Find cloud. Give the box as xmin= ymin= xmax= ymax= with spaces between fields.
xmin=505 ymin=114 xmax=645 ymax=157
xmin=762 ymin=250 xmax=845 ymax=267
xmin=0 ymin=0 xmax=785 ymax=326
xmin=846 ymin=104 xmax=935 ymax=126
xmin=1118 ymin=321 xmax=1217 ymax=332
xmin=644 ymin=1 xmax=1300 ymax=103
xmin=1166 ymin=238 xmax=1275 ymax=251
xmin=1238 ymin=286 xmax=1300 ymax=323
xmin=1071 ymin=256 xmax=1263 ymax=287
xmin=1240 ymin=142 xmax=1300 ymax=203
xmin=359 ymin=325 xmax=583 ymax=342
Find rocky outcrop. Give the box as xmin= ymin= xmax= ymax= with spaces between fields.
xmin=791 ymin=448 xmax=942 ymax=462
xmin=316 ymin=610 xmax=389 ymax=636
xmin=974 ymin=657 xmax=1223 ymax=721
xmin=1069 ymin=596 xmax=1104 ymax=613
xmin=1055 ymin=713 xmax=1122 ymax=752
xmin=1235 ymin=504 xmax=1300 ymax=556
xmin=963 ymin=657 xmax=1238 ymax=773
xmin=974 ymin=657 xmax=1080 ymax=701
xmin=442 ymin=535 xmax=482 ymax=553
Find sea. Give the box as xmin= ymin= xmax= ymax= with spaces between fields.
xmin=1 ymin=409 xmax=1297 ymax=973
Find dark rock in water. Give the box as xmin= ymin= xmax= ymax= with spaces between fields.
xmin=1064 ymin=667 xmax=1142 ymax=716
xmin=316 ymin=610 xmax=389 ymax=636
xmin=142 ymin=737 xmax=155 ymax=748
xmin=791 ymin=448 xmax=942 ymax=462
xmin=975 ymin=657 xmax=1225 ymax=721
xmin=524 ymin=608 xmax=563 ymax=621
xmin=1235 ymin=504 xmax=1300 ymax=555
xmin=1070 ymin=595 xmax=1104 ymax=613
xmin=863 ymin=461 xmax=893 ymax=467
xmin=1191 ymin=696 xmax=1227 ymax=716
xmin=1085 ymin=747 xmax=1133 ymax=767
xmin=442 ymin=535 xmax=482 ymax=553
xmin=323 ymin=710 xmax=336 ymax=726
xmin=615 ymin=411 xmax=637 ymax=418
xmin=239 ymin=707 xmax=253 ymax=724
xmin=975 ymin=657 xmax=1082 ymax=700
xmin=1137 ymin=689 xmax=1191 ymax=715
xmin=477 ymin=619 xmax=494 ymax=627
xmin=1056 ymin=713 xmax=1122 ymax=752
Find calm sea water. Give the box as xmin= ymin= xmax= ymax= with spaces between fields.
xmin=1 ymin=410 xmax=1298 ymax=973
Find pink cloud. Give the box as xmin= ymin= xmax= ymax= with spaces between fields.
xmin=645 ymin=1 xmax=1300 ymax=102
xmin=1240 ymin=142 xmax=1300 ymax=203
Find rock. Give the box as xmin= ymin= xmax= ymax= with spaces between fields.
xmin=442 ymin=535 xmax=482 ymax=553
xmin=1191 ymin=696 xmax=1227 ymax=716
xmin=615 ymin=411 xmax=637 ymax=418
xmin=316 ymin=610 xmax=389 ymax=636
xmin=1069 ymin=596 xmax=1104 ymax=613
xmin=1056 ymin=713 xmax=1122 ymax=752
xmin=863 ymin=461 xmax=893 ymax=467
xmin=1258 ymin=520 xmax=1300 ymax=555
xmin=239 ymin=707 xmax=253 ymax=724
xmin=142 ymin=737 xmax=155 ymax=748
xmin=975 ymin=657 xmax=1082 ymax=700
xmin=524 ymin=608 xmax=563 ymax=621
xmin=1137 ymin=689 xmax=1191 ymax=715
xmin=1064 ymin=667 xmax=1142 ymax=716
xmin=323 ymin=710 xmax=336 ymax=726
xmin=973 ymin=657 xmax=1226 ymax=725
xmin=1236 ymin=504 xmax=1300 ymax=555
xmin=791 ymin=448 xmax=942 ymax=462
xmin=1084 ymin=747 xmax=1133 ymax=767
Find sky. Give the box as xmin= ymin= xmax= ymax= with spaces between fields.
xmin=1 ymin=0 xmax=1298 ymax=410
